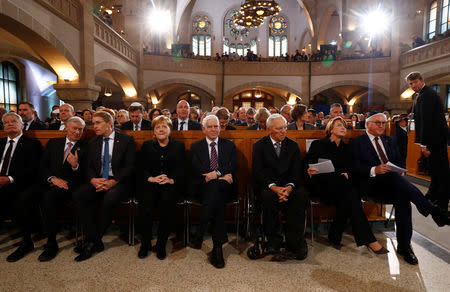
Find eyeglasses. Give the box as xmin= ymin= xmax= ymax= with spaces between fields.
xmin=369 ymin=121 xmax=387 ymax=126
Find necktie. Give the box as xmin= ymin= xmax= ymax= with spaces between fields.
xmin=179 ymin=121 xmax=185 ymax=131
xmin=0 ymin=140 xmax=15 ymax=176
xmin=210 ymin=141 xmax=218 ymax=171
xmin=374 ymin=137 xmax=389 ymax=164
xmin=102 ymin=138 xmax=110 ymax=179
xmin=274 ymin=142 xmax=281 ymax=157
xmin=23 ymin=122 xmax=28 ymax=130
xmin=63 ymin=142 xmax=73 ymax=163
xmin=134 ymin=124 xmax=139 ymax=131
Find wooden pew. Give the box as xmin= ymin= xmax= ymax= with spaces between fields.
xmin=0 ymin=129 xmax=387 ymax=224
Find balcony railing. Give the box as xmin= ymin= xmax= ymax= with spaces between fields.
xmin=35 ymin=0 xmax=81 ymax=28
xmin=93 ymin=16 xmax=137 ymax=65
xmin=400 ymin=37 xmax=450 ymax=68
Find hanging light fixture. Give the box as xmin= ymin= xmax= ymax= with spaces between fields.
xmin=234 ymin=11 xmax=264 ymax=28
xmin=240 ymin=0 xmax=281 ymax=20
xmin=104 ymin=87 xmax=112 ymax=97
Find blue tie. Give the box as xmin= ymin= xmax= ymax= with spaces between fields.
xmin=102 ymin=137 xmax=110 ymax=179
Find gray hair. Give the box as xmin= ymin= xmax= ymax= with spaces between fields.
xmin=246 ymin=107 xmax=256 ymax=115
xmin=330 ymin=103 xmax=342 ymax=109
xmin=202 ymin=114 xmax=219 ymax=127
xmin=280 ymin=104 xmax=292 ymax=114
xmin=365 ymin=113 xmax=387 ymax=127
xmin=66 ymin=116 xmax=86 ymax=128
xmin=2 ymin=112 xmax=23 ymax=124
xmin=61 ymin=103 xmax=75 ymax=113
xmin=118 ymin=109 xmax=129 ymax=119
xmin=255 ymin=107 xmax=270 ymax=122
xmin=266 ymin=113 xmax=287 ymax=128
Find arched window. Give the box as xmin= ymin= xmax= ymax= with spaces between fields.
xmin=268 ymin=16 xmax=288 ymax=57
xmin=428 ymin=1 xmax=438 ymax=39
xmin=223 ymin=9 xmax=258 ymax=56
xmin=192 ymin=15 xmax=211 ymax=56
xmin=441 ymin=0 xmax=450 ymax=33
xmin=0 ymin=61 xmax=19 ymax=112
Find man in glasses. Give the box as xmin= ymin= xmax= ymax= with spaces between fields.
xmin=351 ymin=112 xmax=448 ymax=265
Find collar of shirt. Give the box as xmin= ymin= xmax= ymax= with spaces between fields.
xmin=269 ymin=136 xmax=282 ymax=146
xmin=365 ymin=130 xmax=378 ymax=142
xmin=7 ymin=133 xmax=23 ymax=144
xmin=106 ymin=131 xmax=115 ymax=141
xmin=206 ymin=137 xmax=219 ymax=146
xmin=178 ymin=118 xmax=189 ymax=124
xmin=134 ymin=119 xmax=142 ymax=129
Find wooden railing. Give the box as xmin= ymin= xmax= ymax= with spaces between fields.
xmin=400 ymin=37 xmax=450 ymax=68
xmin=93 ymin=15 xmax=137 ymax=65
xmin=35 ymin=0 xmax=81 ymax=29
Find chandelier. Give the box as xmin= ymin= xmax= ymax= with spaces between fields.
xmin=240 ymin=0 xmax=281 ymax=20
xmin=234 ymin=11 xmax=264 ymax=28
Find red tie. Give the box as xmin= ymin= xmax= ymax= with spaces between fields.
xmin=374 ymin=137 xmax=389 ymax=164
xmin=0 ymin=140 xmax=15 ymax=176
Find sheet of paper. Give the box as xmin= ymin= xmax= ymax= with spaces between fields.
xmin=305 ymin=139 xmax=317 ymax=153
xmin=387 ymin=161 xmax=407 ymax=174
xmin=308 ymin=159 xmax=335 ymax=174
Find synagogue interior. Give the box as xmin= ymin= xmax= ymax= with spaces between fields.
xmin=0 ymin=0 xmax=449 ymax=291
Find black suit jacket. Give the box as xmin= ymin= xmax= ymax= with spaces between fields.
xmin=394 ymin=125 xmax=408 ymax=164
xmin=172 ymin=119 xmax=202 ymax=130
xmin=0 ymin=135 xmax=42 ymax=190
xmin=26 ymin=119 xmax=48 ymax=130
xmin=86 ymin=131 xmax=135 ymax=185
xmin=40 ymin=137 xmax=87 ymax=186
xmin=252 ymin=135 xmax=302 ymax=194
xmin=191 ymin=137 xmax=238 ymax=190
xmin=120 ymin=119 xmax=152 ymax=130
xmin=413 ymin=85 xmax=448 ymax=146
xmin=351 ymin=132 xmax=403 ymax=193
xmin=140 ymin=137 xmax=186 ymax=191
xmin=225 ymin=125 xmax=236 ymax=130
xmin=48 ymin=121 xmax=62 ymax=130
xmin=357 ymin=120 xmax=366 ymax=130
xmin=246 ymin=124 xmax=261 ymax=130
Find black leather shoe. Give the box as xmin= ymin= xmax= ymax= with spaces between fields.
xmin=38 ymin=243 xmax=59 ymax=262
xmin=188 ymin=234 xmax=203 ymax=250
xmin=6 ymin=241 xmax=34 ymax=262
xmin=138 ymin=243 xmax=151 ymax=259
xmin=431 ymin=207 xmax=450 ymax=227
xmin=74 ymin=241 xmax=104 ymax=254
xmin=74 ymin=241 xmax=103 ymax=262
xmin=328 ymin=233 xmax=342 ymax=247
xmin=155 ymin=244 xmax=166 ymax=260
xmin=397 ymin=245 xmax=418 ymax=265
xmin=210 ymin=246 xmax=225 ymax=269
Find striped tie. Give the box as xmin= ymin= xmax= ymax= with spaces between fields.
xmin=210 ymin=141 xmax=218 ymax=171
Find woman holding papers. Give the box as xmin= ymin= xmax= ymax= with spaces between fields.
xmin=306 ymin=117 xmax=388 ymax=254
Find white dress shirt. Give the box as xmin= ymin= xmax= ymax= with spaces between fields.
xmin=59 ymin=122 xmax=66 ymax=131
xmin=205 ymin=137 xmax=219 ymax=161
xmin=100 ymin=131 xmax=115 ymax=177
xmin=366 ymin=131 xmax=389 ymax=177
xmin=133 ymin=119 xmax=142 ymax=131
xmin=177 ymin=118 xmax=189 ymax=131
xmin=0 ymin=133 xmax=23 ymax=183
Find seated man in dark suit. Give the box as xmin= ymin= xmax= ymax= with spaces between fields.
xmin=73 ymin=111 xmax=135 ymax=262
xmin=18 ymin=102 xmax=48 ymax=130
xmin=252 ymin=114 xmax=309 ymax=260
xmin=34 ymin=116 xmax=87 ymax=261
xmin=189 ymin=115 xmax=238 ymax=269
xmin=216 ymin=108 xmax=236 ymax=130
xmin=120 ymin=102 xmax=152 ymax=130
xmin=247 ymin=108 xmax=270 ymax=130
xmin=232 ymin=107 xmax=248 ymax=126
xmin=172 ymin=100 xmax=202 ymax=130
xmin=351 ymin=112 xmax=448 ymax=265
xmin=48 ymin=103 xmax=76 ymax=130
xmin=0 ymin=113 xmax=42 ymax=262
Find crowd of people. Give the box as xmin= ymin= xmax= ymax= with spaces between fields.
xmin=0 ymin=71 xmax=448 ymax=269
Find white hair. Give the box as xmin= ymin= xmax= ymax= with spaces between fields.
xmin=2 ymin=112 xmax=23 ymax=124
xmin=365 ymin=113 xmax=387 ymax=127
xmin=66 ymin=116 xmax=86 ymax=128
xmin=202 ymin=114 xmax=219 ymax=127
xmin=266 ymin=113 xmax=287 ymax=128
xmin=61 ymin=103 xmax=75 ymax=113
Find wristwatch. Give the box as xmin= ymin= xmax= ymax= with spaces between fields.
xmin=216 ymin=170 xmax=222 ymax=177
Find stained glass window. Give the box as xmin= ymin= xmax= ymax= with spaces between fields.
xmin=268 ymin=16 xmax=288 ymax=57
xmin=0 ymin=62 xmax=19 ymax=112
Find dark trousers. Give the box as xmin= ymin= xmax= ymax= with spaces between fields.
xmin=428 ymin=144 xmax=449 ymax=209
xmin=0 ymin=184 xmax=41 ymax=241
xmin=311 ymin=174 xmax=376 ymax=246
xmin=138 ymin=183 xmax=176 ymax=247
xmin=198 ymin=180 xmax=231 ymax=246
xmin=367 ymin=172 xmax=435 ymax=246
xmin=40 ymin=186 xmax=73 ymax=242
xmin=73 ymin=183 xmax=126 ymax=243
xmin=260 ymin=187 xmax=308 ymax=252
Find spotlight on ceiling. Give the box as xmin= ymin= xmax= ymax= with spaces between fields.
xmin=148 ymin=9 xmax=171 ymax=33
xmin=361 ymin=7 xmax=391 ymax=36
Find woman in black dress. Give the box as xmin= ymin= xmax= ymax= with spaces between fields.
xmin=305 ymin=117 xmax=387 ymax=253
xmin=138 ymin=115 xmax=186 ymax=259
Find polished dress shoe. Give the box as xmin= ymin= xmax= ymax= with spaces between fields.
xmin=38 ymin=243 xmax=59 ymax=262
xmin=7 ymin=241 xmax=34 ymax=262
xmin=367 ymin=245 xmax=389 ymax=255
xmin=74 ymin=241 xmax=104 ymax=254
xmin=397 ymin=245 xmax=418 ymax=265
xmin=431 ymin=207 xmax=450 ymax=227
xmin=328 ymin=233 xmax=342 ymax=247
xmin=138 ymin=243 xmax=151 ymax=259
xmin=210 ymin=246 xmax=225 ymax=269
xmin=74 ymin=241 xmax=103 ymax=262
xmin=155 ymin=244 xmax=167 ymax=260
